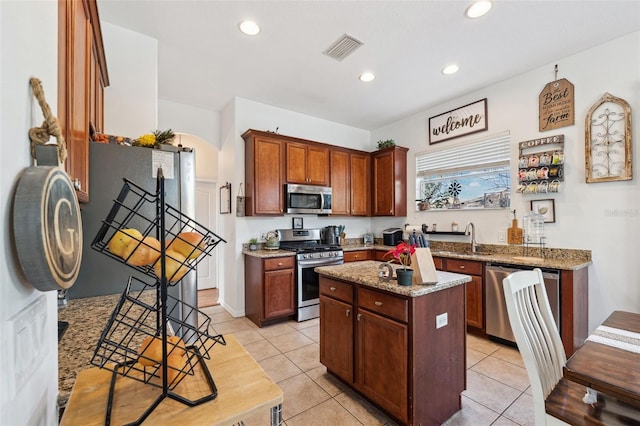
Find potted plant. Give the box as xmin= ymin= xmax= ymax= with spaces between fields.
xmin=416 ymin=182 xmax=447 ymax=211
xmin=384 ymin=241 xmax=417 ymax=286
xmin=249 ymin=238 xmax=258 ymax=251
xmin=376 ymin=139 xmax=395 ymax=149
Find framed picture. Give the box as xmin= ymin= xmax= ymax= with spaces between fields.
xmin=220 ymin=182 xmax=231 ymax=214
xmin=530 ymin=199 xmax=555 ymax=223
xmin=292 ymin=217 xmax=303 ymax=229
xmin=428 ymin=98 xmax=488 ymax=144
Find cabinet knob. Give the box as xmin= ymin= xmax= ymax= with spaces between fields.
xmin=346 ymin=309 xmax=350 ymax=317
xmin=330 ymin=286 xmax=336 ymax=291
xmin=459 ymin=265 xmax=465 ymax=269
xmin=357 ymin=313 xmax=362 ymax=321
xmin=73 ymin=178 xmax=81 ymax=190
xmin=389 ymin=210 xmax=392 ymax=214
xmin=374 ymin=301 xmax=383 ymax=306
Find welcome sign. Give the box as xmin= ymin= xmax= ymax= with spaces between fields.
xmin=429 ymin=98 xmax=488 ymax=144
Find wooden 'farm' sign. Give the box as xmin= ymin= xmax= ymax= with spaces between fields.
xmin=539 ymin=78 xmax=575 ymax=132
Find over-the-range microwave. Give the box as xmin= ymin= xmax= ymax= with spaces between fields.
xmin=285 ymin=183 xmax=332 ymax=214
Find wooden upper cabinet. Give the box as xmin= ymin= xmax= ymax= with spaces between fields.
xmin=58 ymin=0 xmax=109 ymax=203
xmin=286 ymin=141 xmax=330 ymax=186
xmin=243 ymin=130 xmax=285 ymax=216
xmin=330 ymin=149 xmax=370 ymax=216
xmin=350 ymin=152 xmax=370 ymax=216
xmin=330 ymin=149 xmax=350 ymax=215
xmin=371 ymin=146 xmax=408 ymax=217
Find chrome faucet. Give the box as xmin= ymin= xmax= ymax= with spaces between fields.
xmin=465 ymin=222 xmax=477 ymax=253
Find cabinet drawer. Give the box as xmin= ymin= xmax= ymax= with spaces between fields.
xmin=432 ymin=256 xmax=444 ymax=270
xmin=320 ymin=278 xmax=353 ymax=304
xmin=263 ymin=256 xmax=295 ymax=271
xmin=344 ymin=250 xmax=370 ymax=262
xmin=445 ymin=259 xmax=483 ymax=276
xmin=358 ymin=287 xmax=408 ymax=323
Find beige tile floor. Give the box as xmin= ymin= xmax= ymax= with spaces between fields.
xmin=200 ymin=304 xmax=535 ymax=426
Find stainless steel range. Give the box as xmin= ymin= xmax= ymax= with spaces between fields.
xmin=278 ymin=229 xmax=344 ymax=321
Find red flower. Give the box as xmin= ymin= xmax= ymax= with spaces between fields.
xmin=384 ymin=241 xmax=417 ymax=270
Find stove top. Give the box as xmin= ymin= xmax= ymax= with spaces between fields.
xmin=278 ymin=242 xmax=341 ymax=253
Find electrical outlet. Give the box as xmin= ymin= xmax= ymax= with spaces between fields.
xmin=436 ymin=312 xmax=448 ymax=329
xmin=498 ymin=231 xmax=506 ymax=242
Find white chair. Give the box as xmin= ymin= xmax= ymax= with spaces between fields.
xmin=502 ymin=268 xmax=568 ymax=425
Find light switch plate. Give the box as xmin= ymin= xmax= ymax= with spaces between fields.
xmin=436 ymin=312 xmax=448 ymax=329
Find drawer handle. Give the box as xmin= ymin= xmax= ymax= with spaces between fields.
xmin=346 ymin=309 xmax=351 ymax=317
xmin=374 ymin=301 xmax=383 ymax=306
xmin=330 ymin=286 xmax=336 ymax=291
xmin=459 ymin=265 xmax=465 ymax=269
xmin=278 ymin=262 xmax=283 ymax=266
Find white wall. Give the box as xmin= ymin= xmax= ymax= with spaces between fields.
xmin=102 ymin=22 xmax=158 ymax=137
xmin=159 ymin=99 xmax=219 ymax=148
xmin=0 ymin=1 xmax=59 ymax=424
xmin=371 ymin=31 xmax=640 ymax=331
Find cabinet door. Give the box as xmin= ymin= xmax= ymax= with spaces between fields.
xmin=465 ymin=275 xmax=484 ymax=329
xmin=263 ymin=269 xmax=294 ymax=319
xmin=350 ymin=153 xmax=370 ymax=216
xmin=286 ymin=142 xmax=308 ymax=184
xmin=286 ymin=142 xmax=329 ymax=185
xmin=251 ymin=137 xmax=285 ymax=215
xmin=372 ymin=150 xmax=394 ymax=216
xmin=356 ymin=309 xmax=408 ymax=423
xmin=68 ymin=0 xmax=91 ymax=203
xmin=307 ymin=145 xmax=330 ymax=186
xmin=319 ymin=295 xmax=353 ymax=382
xmin=329 ymin=150 xmax=350 ymax=215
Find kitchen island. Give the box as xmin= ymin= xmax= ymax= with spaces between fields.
xmin=315 ymin=260 xmax=471 ymax=426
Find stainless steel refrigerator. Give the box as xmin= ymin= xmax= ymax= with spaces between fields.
xmin=70 ymin=141 xmax=198 ymax=328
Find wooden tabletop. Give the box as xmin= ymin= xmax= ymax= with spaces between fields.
xmin=564 ymin=310 xmax=640 ymax=407
xmin=60 ymin=334 xmax=283 ymax=425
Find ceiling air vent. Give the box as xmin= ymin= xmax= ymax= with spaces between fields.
xmin=323 ymin=34 xmax=363 ymax=61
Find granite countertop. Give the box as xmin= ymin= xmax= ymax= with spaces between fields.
xmin=315 ymin=260 xmax=471 ymax=297
xmin=244 ymin=242 xmax=591 ymax=271
xmin=57 ymin=290 xmax=156 ymax=408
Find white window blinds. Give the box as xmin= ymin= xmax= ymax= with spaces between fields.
xmin=416 ymin=132 xmax=511 ymax=176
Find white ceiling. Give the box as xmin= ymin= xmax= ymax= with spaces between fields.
xmin=98 ymin=0 xmax=640 ymax=131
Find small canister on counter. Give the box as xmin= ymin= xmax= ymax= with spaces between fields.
xmin=432 ymin=223 xmax=437 ymax=232
xmin=451 ymin=222 xmax=458 ymax=232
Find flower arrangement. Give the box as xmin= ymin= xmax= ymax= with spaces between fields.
xmin=384 ymin=241 xmax=417 ymax=270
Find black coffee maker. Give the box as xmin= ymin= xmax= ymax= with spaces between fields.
xmin=322 ymin=226 xmax=340 ymax=245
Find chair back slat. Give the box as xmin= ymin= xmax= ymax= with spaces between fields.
xmin=503 ymin=269 xmax=567 ymax=425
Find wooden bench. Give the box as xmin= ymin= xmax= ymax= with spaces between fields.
xmin=545 ymin=378 xmax=640 ymax=425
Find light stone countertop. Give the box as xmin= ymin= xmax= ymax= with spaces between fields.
xmin=315 ymin=260 xmax=471 ymax=297
xmin=244 ymin=242 xmax=591 ymax=271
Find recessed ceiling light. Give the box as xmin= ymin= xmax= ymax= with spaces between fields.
xmin=442 ymin=64 xmax=460 ymax=75
xmin=359 ymin=72 xmax=375 ymax=82
xmin=239 ymin=20 xmax=260 ymax=36
xmin=465 ymin=0 xmax=492 ymax=18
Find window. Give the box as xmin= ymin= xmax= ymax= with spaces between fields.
xmin=415 ymin=132 xmax=510 ymax=211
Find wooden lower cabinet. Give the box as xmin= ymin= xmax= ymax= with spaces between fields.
xmin=244 ymin=255 xmax=295 ymax=327
xmin=319 ymin=276 xmax=466 ymax=425
xmin=440 ymin=258 xmax=484 ymax=332
xmin=356 ymin=309 xmax=408 ymax=422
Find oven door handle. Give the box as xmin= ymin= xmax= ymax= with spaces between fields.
xmin=298 ymin=258 xmax=344 ymax=268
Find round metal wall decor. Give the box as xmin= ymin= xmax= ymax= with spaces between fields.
xmin=13 ymin=166 xmax=83 ymax=291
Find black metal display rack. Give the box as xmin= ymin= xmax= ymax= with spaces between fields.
xmin=89 ymin=172 xmax=226 ymax=425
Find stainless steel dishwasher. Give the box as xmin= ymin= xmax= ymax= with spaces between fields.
xmin=485 ymin=263 xmax=560 ymax=344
